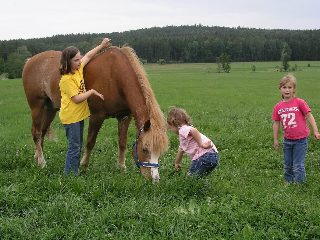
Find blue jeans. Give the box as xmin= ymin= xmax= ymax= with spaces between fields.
xmin=188 ymin=150 xmax=219 ymax=177
xmin=63 ymin=120 xmax=84 ymax=175
xmin=283 ymin=137 xmax=308 ymax=183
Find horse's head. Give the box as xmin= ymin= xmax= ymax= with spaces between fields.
xmin=132 ymin=120 xmax=162 ymax=182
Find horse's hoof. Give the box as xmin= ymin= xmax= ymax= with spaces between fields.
xmin=80 ymin=163 xmax=87 ymax=168
xmin=80 ymin=165 xmax=89 ymax=171
xmin=117 ymin=165 xmax=127 ymax=171
xmin=38 ymin=161 xmax=46 ymax=168
xmin=152 ymin=178 xmax=160 ymax=184
xmin=80 ymin=159 xmax=88 ymax=167
xmin=80 ymin=164 xmax=89 ymax=171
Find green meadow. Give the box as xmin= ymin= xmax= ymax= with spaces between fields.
xmin=1 ymin=61 xmax=320 ymax=239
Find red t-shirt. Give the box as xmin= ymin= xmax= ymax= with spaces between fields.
xmin=272 ymin=98 xmax=311 ymax=140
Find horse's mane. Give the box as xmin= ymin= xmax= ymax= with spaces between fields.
xmin=115 ymin=45 xmax=168 ymax=156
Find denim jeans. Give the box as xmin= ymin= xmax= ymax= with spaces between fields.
xmin=188 ymin=150 xmax=219 ymax=177
xmin=63 ymin=120 xmax=84 ymax=175
xmin=283 ymin=137 xmax=308 ymax=183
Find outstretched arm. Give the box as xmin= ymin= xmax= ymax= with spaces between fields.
xmin=81 ymin=38 xmax=111 ymax=66
xmin=71 ymin=89 xmax=104 ymax=104
xmin=305 ymin=112 xmax=320 ymax=140
xmin=273 ymin=120 xmax=280 ymax=150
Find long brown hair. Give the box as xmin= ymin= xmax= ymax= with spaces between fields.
xmin=59 ymin=46 xmax=79 ymax=75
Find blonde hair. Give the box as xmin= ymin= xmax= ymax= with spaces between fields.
xmin=119 ymin=46 xmax=168 ymax=155
xmin=279 ymin=74 xmax=297 ymax=99
xmin=167 ymin=108 xmax=192 ymax=127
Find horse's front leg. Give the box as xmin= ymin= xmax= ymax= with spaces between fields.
xmin=80 ymin=113 xmax=105 ymax=169
xmin=117 ymin=115 xmax=132 ymax=169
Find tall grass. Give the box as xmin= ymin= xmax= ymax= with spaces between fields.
xmin=1 ymin=62 xmax=320 ymax=239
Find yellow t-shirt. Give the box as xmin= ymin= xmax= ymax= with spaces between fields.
xmin=59 ymin=62 xmax=90 ymax=124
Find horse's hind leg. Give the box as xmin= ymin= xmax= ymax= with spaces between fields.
xmin=80 ymin=113 xmax=105 ymax=169
xmin=31 ymin=99 xmax=57 ymax=168
xmin=117 ymin=115 xmax=132 ymax=169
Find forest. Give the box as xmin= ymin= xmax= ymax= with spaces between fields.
xmin=1 ymin=24 xmax=320 ymax=78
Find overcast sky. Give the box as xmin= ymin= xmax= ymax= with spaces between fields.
xmin=1 ymin=0 xmax=319 ymax=41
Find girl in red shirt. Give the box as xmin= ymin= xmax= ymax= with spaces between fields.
xmin=272 ymin=74 xmax=320 ymax=183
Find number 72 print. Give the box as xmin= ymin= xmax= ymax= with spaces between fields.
xmin=281 ymin=113 xmax=296 ymax=126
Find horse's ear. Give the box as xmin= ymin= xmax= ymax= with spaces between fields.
xmin=144 ymin=120 xmax=151 ymax=131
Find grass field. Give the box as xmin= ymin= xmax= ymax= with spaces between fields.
xmin=1 ymin=61 xmax=320 ymax=239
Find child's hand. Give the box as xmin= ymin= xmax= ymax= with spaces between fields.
xmin=93 ymin=90 xmax=104 ymax=100
xmin=314 ymin=131 xmax=320 ymax=140
xmin=175 ymin=163 xmax=181 ymax=171
xmin=274 ymin=140 xmax=279 ymax=151
xmin=202 ymin=141 xmax=212 ymax=149
xmin=101 ymin=38 xmax=111 ymax=48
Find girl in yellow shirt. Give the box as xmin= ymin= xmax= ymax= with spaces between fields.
xmin=59 ymin=38 xmax=110 ymax=175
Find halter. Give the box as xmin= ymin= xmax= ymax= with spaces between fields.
xmin=132 ymin=125 xmax=160 ymax=168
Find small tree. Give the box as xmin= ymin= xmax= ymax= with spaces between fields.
xmin=0 ymin=73 xmax=8 ymax=80
xmin=281 ymin=43 xmax=291 ymax=71
xmin=251 ymin=65 xmax=256 ymax=72
xmin=216 ymin=53 xmax=231 ymax=73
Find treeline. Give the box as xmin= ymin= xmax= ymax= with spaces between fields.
xmin=1 ymin=25 xmax=320 ymax=78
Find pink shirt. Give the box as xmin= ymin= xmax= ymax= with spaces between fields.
xmin=178 ymin=125 xmax=218 ymax=161
xmin=272 ymin=98 xmax=311 ymax=140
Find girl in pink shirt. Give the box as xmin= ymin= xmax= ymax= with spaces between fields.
xmin=272 ymin=74 xmax=320 ymax=183
xmin=167 ymin=108 xmax=219 ymax=178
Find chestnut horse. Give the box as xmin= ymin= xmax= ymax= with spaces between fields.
xmin=22 ymin=46 xmax=168 ymax=181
